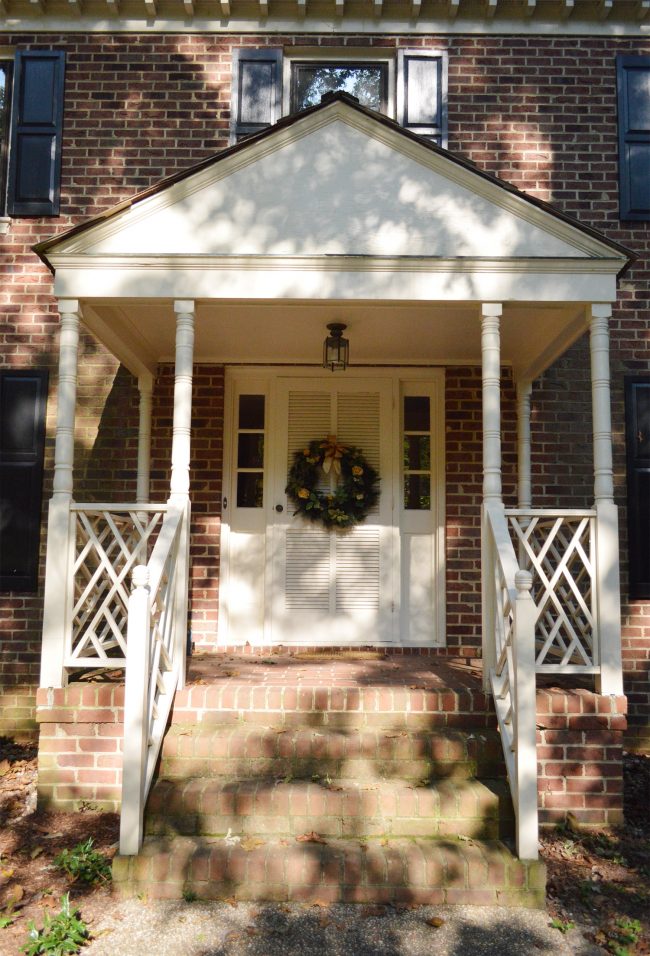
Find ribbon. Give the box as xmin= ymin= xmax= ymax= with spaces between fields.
xmin=320 ymin=434 xmax=348 ymax=476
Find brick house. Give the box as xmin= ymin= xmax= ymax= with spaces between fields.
xmin=0 ymin=0 xmax=648 ymax=904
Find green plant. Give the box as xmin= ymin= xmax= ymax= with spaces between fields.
xmin=550 ymin=917 xmax=575 ymax=935
xmin=182 ymin=887 xmax=198 ymax=903
xmin=53 ymin=839 xmax=111 ymax=885
xmin=22 ymin=894 xmax=88 ymax=955
xmin=0 ymin=915 xmax=13 ymax=928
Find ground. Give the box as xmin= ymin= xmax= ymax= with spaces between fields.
xmin=0 ymin=736 xmax=647 ymax=956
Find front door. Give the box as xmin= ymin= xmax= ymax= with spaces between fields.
xmin=267 ymin=377 xmax=394 ymax=644
xmin=220 ymin=368 xmax=445 ymax=648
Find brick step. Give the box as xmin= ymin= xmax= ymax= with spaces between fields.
xmin=112 ymin=835 xmax=545 ymax=908
xmin=146 ymin=777 xmax=513 ymax=840
xmin=160 ymin=725 xmax=505 ymax=781
xmin=171 ymin=681 xmax=492 ymax=727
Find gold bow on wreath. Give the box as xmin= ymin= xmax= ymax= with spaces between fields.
xmin=320 ymin=434 xmax=348 ymax=476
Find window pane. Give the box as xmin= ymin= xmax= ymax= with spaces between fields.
xmin=238 ymin=433 xmax=264 ymax=469
xmin=293 ymin=64 xmax=386 ymax=111
xmin=237 ymin=472 xmax=264 ymax=508
xmin=403 ymin=435 xmax=430 ymax=471
xmin=404 ymin=474 xmax=431 ymax=511
xmin=239 ymin=394 xmax=265 ymax=429
xmin=404 ymin=396 xmax=430 ymax=432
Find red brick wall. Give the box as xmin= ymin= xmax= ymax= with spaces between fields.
xmin=0 ymin=32 xmax=649 ymax=732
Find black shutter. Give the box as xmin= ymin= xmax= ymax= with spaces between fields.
xmin=6 ymin=50 xmax=65 ymax=217
xmin=0 ymin=370 xmax=48 ymax=592
xmin=617 ymin=55 xmax=650 ymax=221
xmin=625 ymin=378 xmax=650 ymax=599
xmin=397 ymin=50 xmax=448 ymax=147
xmin=230 ymin=48 xmax=283 ymax=145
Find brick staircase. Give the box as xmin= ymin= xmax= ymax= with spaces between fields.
xmin=112 ymin=652 xmax=546 ymax=907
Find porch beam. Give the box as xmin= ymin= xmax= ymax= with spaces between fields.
xmin=589 ymin=304 xmax=624 ymax=696
xmin=41 ymin=300 xmax=81 ymax=688
xmin=481 ymin=302 xmax=503 ymax=691
xmin=517 ymin=379 xmax=533 ymax=510
xmin=170 ymin=300 xmax=195 ymax=501
xmin=136 ymin=373 xmax=154 ymax=505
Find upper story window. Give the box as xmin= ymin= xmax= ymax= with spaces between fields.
xmin=231 ymin=47 xmax=447 ymax=148
xmin=617 ymin=54 xmax=650 ymax=221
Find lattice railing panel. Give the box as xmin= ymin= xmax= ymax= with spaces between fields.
xmin=68 ymin=504 xmax=166 ymax=668
xmin=505 ymin=510 xmax=597 ymax=672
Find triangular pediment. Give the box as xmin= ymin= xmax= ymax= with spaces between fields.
xmin=38 ymin=97 xmax=629 ymax=267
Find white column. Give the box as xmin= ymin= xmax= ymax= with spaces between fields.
xmin=590 ymin=304 xmax=624 ymax=695
xmin=481 ymin=303 xmax=503 ymax=689
xmin=481 ymin=303 xmax=503 ymax=501
xmin=170 ymin=301 xmax=195 ymax=501
xmin=136 ymin=373 xmax=153 ymax=506
xmin=517 ymin=379 xmax=533 ymax=510
xmin=40 ymin=300 xmax=81 ymax=688
xmin=513 ymin=569 xmax=539 ymax=860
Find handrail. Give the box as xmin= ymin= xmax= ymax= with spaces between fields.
xmin=119 ymin=500 xmax=190 ymax=855
xmin=484 ymin=500 xmax=539 ymax=861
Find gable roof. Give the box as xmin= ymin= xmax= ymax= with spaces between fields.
xmin=35 ymin=91 xmax=632 ymax=274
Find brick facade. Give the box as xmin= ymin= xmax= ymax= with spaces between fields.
xmin=1 ymin=32 xmax=649 ymax=742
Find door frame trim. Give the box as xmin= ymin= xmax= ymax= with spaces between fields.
xmin=219 ymin=365 xmax=446 ymax=647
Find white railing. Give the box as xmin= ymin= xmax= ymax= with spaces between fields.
xmin=484 ymin=500 xmax=539 ymax=860
xmin=67 ymin=504 xmax=167 ymax=670
xmin=119 ymin=500 xmax=190 ymax=855
xmin=505 ymin=509 xmax=598 ymax=674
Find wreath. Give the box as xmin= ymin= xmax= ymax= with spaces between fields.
xmin=285 ymin=435 xmax=380 ymax=529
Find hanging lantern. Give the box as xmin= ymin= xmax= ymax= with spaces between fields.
xmin=322 ymin=323 xmax=349 ymax=372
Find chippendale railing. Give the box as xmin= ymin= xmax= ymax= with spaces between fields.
xmin=505 ymin=509 xmax=598 ymax=674
xmin=119 ymin=500 xmax=190 ymax=855
xmin=67 ymin=505 xmax=167 ymax=670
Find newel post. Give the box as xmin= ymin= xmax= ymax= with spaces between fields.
xmin=481 ymin=303 xmax=503 ymax=690
xmin=590 ymin=304 xmax=624 ymax=696
xmin=40 ymin=300 xmax=81 ymax=688
xmin=119 ymin=565 xmax=151 ymax=856
xmin=513 ymin=569 xmax=539 ymax=860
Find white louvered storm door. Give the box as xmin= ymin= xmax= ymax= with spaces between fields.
xmin=266 ymin=377 xmax=395 ymax=645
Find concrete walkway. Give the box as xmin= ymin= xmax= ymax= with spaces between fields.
xmin=83 ymin=899 xmax=603 ymax=956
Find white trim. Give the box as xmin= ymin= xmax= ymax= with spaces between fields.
xmin=4 ymin=11 xmax=650 ymax=34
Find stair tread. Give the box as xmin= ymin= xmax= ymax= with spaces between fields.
xmin=113 ymin=835 xmax=545 ymax=907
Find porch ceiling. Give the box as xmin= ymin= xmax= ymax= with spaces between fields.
xmin=84 ymin=297 xmax=586 ymax=381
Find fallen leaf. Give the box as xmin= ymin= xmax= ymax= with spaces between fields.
xmin=222 ymin=897 xmax=238 ymax=907
xmin=245 ymin=928 xmax=259 ymax=937
xmin=296 ymin=832 xmax=327 ymax=845
xmin=311 ymin=900 xmax=330 ymax=908
xmin=0 ymin=761 xmax=10 ymax=776
xmin=30 ymin=847 xmax=44 ymax=860
xmin=4 ymin=885 xmax=24 ymax=910
xmin=241 ymin=836 xmax=265 ymax=852
xmin=427 ymin=917 xmax=445 ymax=928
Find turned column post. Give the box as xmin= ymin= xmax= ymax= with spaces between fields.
xmin=40 ymin=300 xmax=81 ymax=688
xmin=517 ymin=379 xmax=533 ymax=511
xmin=480 ymin=303 xmax=503 ymax=690
xmin=136 ymin=373 xmax=153 ymax=506
xmin=590 ymin=304 xmax=624 ymax=695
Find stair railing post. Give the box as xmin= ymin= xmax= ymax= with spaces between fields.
xmin=513 ymin=569 xmax=539 ymax=860
xmin=119 ymin=565 xmax=151 ymax=856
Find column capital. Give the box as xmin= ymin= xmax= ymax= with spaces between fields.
xmin=174 ymin=299 xmax=195 ymax=315
xmin=481 ymin=302 xmax=503 ymax=318
xmin=590 ymin=303 xmax=613 ymax=320
xmin=57 ymin=298 xmax=82 ymax=316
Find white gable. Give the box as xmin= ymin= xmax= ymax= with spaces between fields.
xmin=66 ymin=111 xmax=604 ymax=261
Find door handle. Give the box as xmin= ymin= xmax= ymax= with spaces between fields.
xmin=222 ymin=497 xmax=227 ymax=510
xmin=275 ymin=504 xmax=284 ymax=513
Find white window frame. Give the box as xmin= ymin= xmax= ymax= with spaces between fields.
xmin=282 ymin=47 xmax=397 ymax=120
